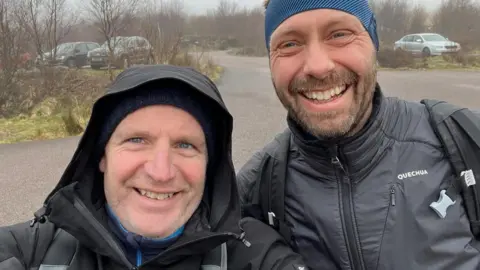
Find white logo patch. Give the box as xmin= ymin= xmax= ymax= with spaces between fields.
xmin=397 ymin=170 xmax=429 ymax=180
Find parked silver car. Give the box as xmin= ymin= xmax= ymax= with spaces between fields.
xmin=394 ymin=33 xmax=461 ymax=57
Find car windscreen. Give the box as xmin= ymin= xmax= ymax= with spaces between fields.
xmin=102 ymin=38 xmax=127 ymax=49
xmin=54 ymin=43 xmax=74 ymax=54
xmin=422 ymin=35 xmax=447 ymax=42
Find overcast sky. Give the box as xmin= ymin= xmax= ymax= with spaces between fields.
xmin=70 ymin=0 xmax=444 ymax=15
xmin=182 ymin=0 xmax=442 ymax=14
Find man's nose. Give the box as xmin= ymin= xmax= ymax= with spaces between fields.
xmin=303 ymin=42 xmax=335 ymax=79
xmin=144 ymin=148 xmax=176 ymax=182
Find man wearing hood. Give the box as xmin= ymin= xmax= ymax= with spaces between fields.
xmin=0 ymin=65 xmax=308 ymax=269
xmin=237 ymin=0 xmax=480 ymax=269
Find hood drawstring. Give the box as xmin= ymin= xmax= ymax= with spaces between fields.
xmin=30 ymin=205 xmax=49 ymax=227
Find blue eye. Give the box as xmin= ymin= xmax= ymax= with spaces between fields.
xmin=127 ymin=137 xmax=144 ymax=144
xmin=178 ymin=142 xmax=193 ymax=149
xmin=282 ymin=42 xmax=297 ymax=48
xmin=331 ymin=31 xmax=352 ymax=39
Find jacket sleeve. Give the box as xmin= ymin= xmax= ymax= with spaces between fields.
xmin=228 ymin=217 xmax=308 ymax=270
xmin=0 ymin=224 xmax=28 ymax=270
xmin=472 ymin=109 xmax=480 ymax=119
xmin=236 ymin=150 xmax=265 ymax=207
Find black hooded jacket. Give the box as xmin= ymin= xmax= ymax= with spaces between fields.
xmin=0 ymin=65 xmax=308 ymax=270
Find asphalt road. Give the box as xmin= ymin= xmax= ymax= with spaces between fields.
xmin=1 ymin=51 xmax=479 ymax=226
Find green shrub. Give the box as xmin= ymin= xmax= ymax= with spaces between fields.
xmin=377 ymin=48 xmax=415 ymax=68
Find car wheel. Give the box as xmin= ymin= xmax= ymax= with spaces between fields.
xmin=67 ymin=58 xmax=76 ymax=68
xmin=422 ymin=47 xmax=431 ymax=58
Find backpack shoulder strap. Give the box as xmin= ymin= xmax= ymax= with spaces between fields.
xmin=38 ymin=229 xmax=78 ymax=269
xmin=257 ymin=128 xmax=292 ymax=242
xmin=7 ymin=216 xmax=56 ymax=269
xmin=421 ymin=99 xmax=480 ymax=237
xmin=11 ymin=206 xmax=78 ymax=270
xmin=201 ymin=243 xmax=227 ymax=270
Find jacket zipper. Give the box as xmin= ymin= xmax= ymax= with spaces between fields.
xmin=142 ymin=231 xmax=250 ymax=266
xmin=73 ymin=194 xmax=250 ymax=268
xmin=390 ymin=186 xmax=396 ymax=206
xmin=330 ymin=145 xmax=365 ymax=270
xmin=72 ymin=195 xmax=136 ymax=269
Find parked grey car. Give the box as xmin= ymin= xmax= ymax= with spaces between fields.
xmin=36 ymin=42 xmax=100 ymax=68
xmin=87 ymin=36 xmax=154 ymax=69
xmin=394 ymin=33 xmax=461 ymax=57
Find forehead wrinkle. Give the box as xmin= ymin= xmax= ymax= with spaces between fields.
xmin=271 ymin=10 xmax=363 ymax=42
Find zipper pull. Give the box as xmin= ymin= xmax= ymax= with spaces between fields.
xmin=30 ymin=206 xmax=48 ymax=227
xmin=330 ymin=145 xmax=347 ymax=173
xmin=390 ymin=186 xmax=396 ymax=206
xmin=237 ymin=232 xmax=251 ymax=247
xmin=331 ymin=156 xmax=347 ymax=173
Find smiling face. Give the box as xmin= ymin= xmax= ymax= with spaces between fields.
xmin=269 ymin=9 xmax=377 ymax=138
xmin=99 ymin=105 xmax=207 ymax=238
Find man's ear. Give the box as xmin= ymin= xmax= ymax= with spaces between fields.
xmin=99 ymin=156 xmax=106 ymax=172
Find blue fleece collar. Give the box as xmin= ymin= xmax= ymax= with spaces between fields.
xmin=105 ymin=204 xmax=184 ymax=266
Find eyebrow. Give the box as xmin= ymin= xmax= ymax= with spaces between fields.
xmin=272 ymin=15 xmax=359 ymax=41
xmin=112 ymin=129 xmax=152 ymax=141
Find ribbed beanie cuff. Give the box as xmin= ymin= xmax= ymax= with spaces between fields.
xmin=95 ymin=87 xmax=215 ymax=162
xmin=264 ymin=0 xmax=379 ymax=51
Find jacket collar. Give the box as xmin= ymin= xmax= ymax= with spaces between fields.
xmin=288 ymin=83 xmax=392 ymax=181
xmin=105 ymin=204 xmax=185 ymax=265
xmin=41 ymin=178 xmax=240 ymax=268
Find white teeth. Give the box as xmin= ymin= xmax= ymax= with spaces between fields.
xmin=138 ymin=189 xmax=174 ymax=200
xmin=303 ymin=85 xmax=346 ymax=101
xmin=335 ymin=86 xmax=341 ymax=95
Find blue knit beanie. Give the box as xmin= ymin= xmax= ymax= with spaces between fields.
xmin=96 ymin=87 xmax=215 ymax=162
xmin=264 ymin=0 xmax=379 ymax=51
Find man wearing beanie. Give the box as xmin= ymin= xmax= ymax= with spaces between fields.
xmin=0 ymin=65 xmax=309 ymax=269
xmin=238 ymin=0 xmax=480 ymax=269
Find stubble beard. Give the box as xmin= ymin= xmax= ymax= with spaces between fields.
xmin=273 ymin=58 xmax=378 ymax=139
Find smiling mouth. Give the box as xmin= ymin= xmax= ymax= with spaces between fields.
xmin=134 ymin=188 xmax=179 ymax=200
xmin=300 ymin=84 xmax=349 ymax=103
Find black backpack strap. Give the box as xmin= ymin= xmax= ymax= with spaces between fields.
xmin=259 ymin=129 xmax=293 ymax=242
xmin=9 ymin=216 xmax=56 ymax=269
xmin=201 ymin=243 xmax=227 ymax=270
xmin=39 ymin=229 xmax=77 ymax=269
xmin=422 ymin=99 xmax=480 ymax=237
xmin=241 ymin=129 xmax=293 ymax=243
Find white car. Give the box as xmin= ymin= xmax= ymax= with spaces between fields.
xmin=394 ymin=33 xmax=461 ymax=57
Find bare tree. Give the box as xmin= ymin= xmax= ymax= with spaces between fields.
xmin=408 ymin=3 xmax=428 ymax=33
xmin=432 ymin=0 xmax=480 ymax=50
xmin=84 ymin=0 xmax=139 ymax=80
xmin=43 ymin=0 xmax=75 ymax=60
xmin=15 ymin=0 xmax=44 ymax=57
xmin=375 ymin=0 xmax=411 ymax=45
xmin=15 ymin=0 xmax=75 ymax=65
xmin=214 ymin=0 xmax=239 ymax=39
xmin=0 ymin=0 xmax=30 ymax=110
xmin=140 ymin=0 xmax=185 ymax=64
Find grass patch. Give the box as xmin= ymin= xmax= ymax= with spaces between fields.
xmin=227 ymin=46 xmax=268 ymax=57
xmin=209 ymin=65 xmax=224 ymax=82
xmin=378 ymin=55 xmax=480 ymax=71
xmin=377 ymin=48 xmax=480 ymax=71
xmin=0 ymin=114 xmax=68 ymax=144
xmin=81 ymin=68 xmax=124 ymax=78
xmin=0 ymin=62 xmax=224 ymax=144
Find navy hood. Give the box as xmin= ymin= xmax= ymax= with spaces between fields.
xmin=38 ymin=65 xmax=241 ymax=263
